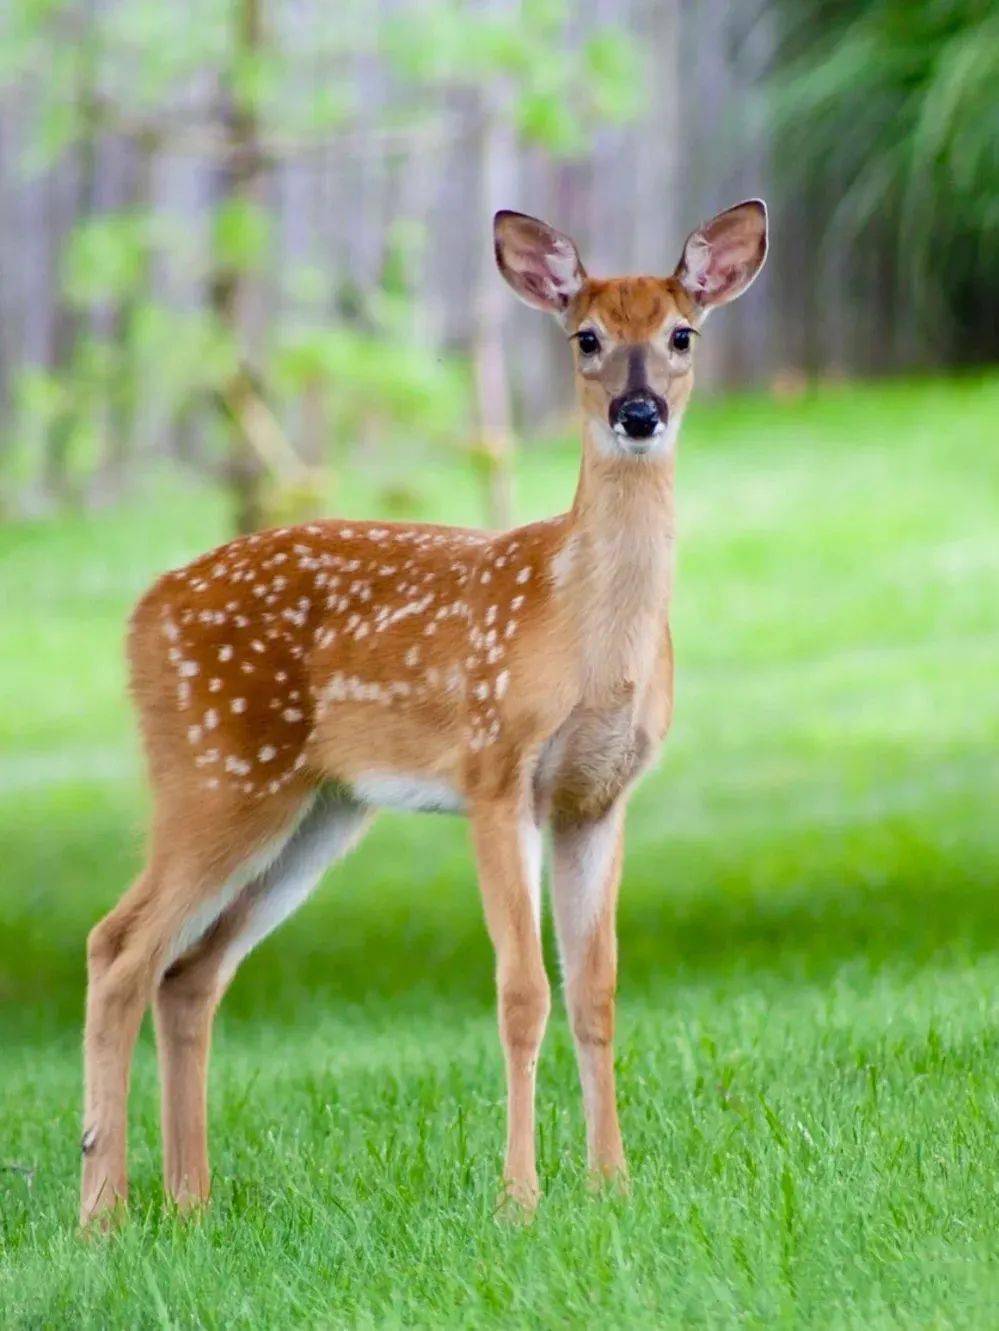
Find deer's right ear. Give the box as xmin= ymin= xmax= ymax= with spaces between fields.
xmin=493 ymin=211 xmax=587 ymax=316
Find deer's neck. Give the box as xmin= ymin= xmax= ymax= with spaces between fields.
xmin=558 ymin=428 xmax=677 ymax=694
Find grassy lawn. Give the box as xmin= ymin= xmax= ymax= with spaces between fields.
xmin=1 ymin=375 xmax=998 ymax=1328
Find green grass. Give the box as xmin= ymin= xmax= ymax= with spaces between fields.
xmin=2 ymin=375 xmax=998 ymax=1328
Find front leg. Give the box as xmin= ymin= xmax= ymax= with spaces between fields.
xmin=550 ymin=804 xmax=627 ymax=1181
xmin=470 ymin=795 xmax=549 ymax=1209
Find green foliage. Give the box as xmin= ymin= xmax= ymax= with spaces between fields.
xmin=274 ymin=301 xmax=471 ymax=456
xmin=8 ymin=288 xmax=241 ymax=498
xmin=2 ymin=0 xmax=357 ymax=162
xmin=0 ymin=0 xmax=644 ymax=513
xmin=8 ymin=203 xmax=468 ymax=501
xmin=259 ymin=221 xmax=471 ymax=463
xmin=0 ymin=0 xmax=655 ymax=522
xmin=230 ymin=45 xmax=280 ymax=115
xmin=382 ymin=0 xmax=642 ymax=154
xmin=768 ymin=0 xmax=999 ymax=347
xmin=212 ymin=198 xmax=271 ymax=271
xmin=1 ymin=379 xmax=998 ymax=1325
xmin=583 ymin=29 xmax=640 ymax=124
xmin=62 ymin=213 xmax=152 ymax=306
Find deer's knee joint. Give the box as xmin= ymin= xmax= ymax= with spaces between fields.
xmin=500 ymin=976 xmax=551 ymax=1054
xmin=569 ymin=983 xmax=616 ymax=1049
xmin=158 ymin=957 xmax=215 ymax=1004
xmin=86 ymin=936 xmax=154 ymax=1028
xmin=86 ymin=917 xmax=125 ymax=977
xmin=156 ymin=971 xmax=218 ymax=1043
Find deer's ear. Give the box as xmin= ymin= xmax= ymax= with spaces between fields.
xmin=494 ymin=210 xmax=587 ymax=315
xmin=675 ymin=199 xmax=768 ymax=311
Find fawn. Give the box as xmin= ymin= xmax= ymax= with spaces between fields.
xmin=81 ymin=199 xmax=768 ymax=1224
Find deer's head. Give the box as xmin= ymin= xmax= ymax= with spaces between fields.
xmin=494 ymin=201 xmax=768 ymax=458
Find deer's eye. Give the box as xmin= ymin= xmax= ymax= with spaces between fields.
xmin=671 ymin=326 xmax=693 ymax=353
xmin=576 ymin=329 xmax=601 ymax=357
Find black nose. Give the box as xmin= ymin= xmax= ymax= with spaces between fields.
xmin=613 ymin=395 xmax=661 ymax=439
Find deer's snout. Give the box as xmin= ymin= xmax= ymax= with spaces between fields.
xmin=609 ymin=391 xmax=667 ymax=442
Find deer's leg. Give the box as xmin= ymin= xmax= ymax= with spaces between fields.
xmin=471 ymin=796 xmax=548 ymax=1208
xmin=81 ymin=863 xmax=188 ymax=1225
xmin=81 ymin=786 xmax=310 ymax=1226
xmin=153 ymin=925 xmax=234 ymax=1211
xmin=550 ymin=805 xmax=626 ymax=1181
xmin=154 ymin=793 xmax=372 ymax=1210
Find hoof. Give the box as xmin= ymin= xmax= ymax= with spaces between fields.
xmin=586 ymin=1161 xmax=630 ymax=1197
xmin=496 ymin=1177 xmax=540 ymax=1223
xmin=79 ymin=1194 xmax=127 ymax=1235
xmin=166 ymin=1189 xmax=211 ymax=1219
xmin=585 ymin=1155 xmax=625 ymax=1197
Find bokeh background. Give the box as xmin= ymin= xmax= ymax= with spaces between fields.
xmin=1 ymin=2 xmax=998 ymax=1326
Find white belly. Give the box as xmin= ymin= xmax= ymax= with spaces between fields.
xmin=352 ymin=771 xmax=466 ymax=814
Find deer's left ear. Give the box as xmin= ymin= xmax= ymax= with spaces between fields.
xmin=494 ymin=210 xmax=587 ymax=316
xmin=675 ymin=199 xmax=768 ymax=311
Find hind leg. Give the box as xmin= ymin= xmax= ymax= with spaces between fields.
xmin=81 ymin=861 xmax=190 ymax=1225
xmin=153 ymin=924 xmax=237 ymax=1210
xmin=80 ymin=789 xmax=313 ymax=1226
xmin=153 ymin=792 xmax=372 ymax=1209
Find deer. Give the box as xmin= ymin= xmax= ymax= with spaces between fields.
xmin=80 ymin=199 xmax=768 ymax=1226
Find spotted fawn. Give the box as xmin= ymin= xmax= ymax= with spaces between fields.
xmin=81 ymin=199 xmax=768 ymax=1224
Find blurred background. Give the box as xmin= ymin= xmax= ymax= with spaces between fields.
xmin=1 ymin=3 xmax=999 ymax=1317
xmin=2 ymin=0 xmax=998 ymax=1038
xmin=0 ymin=0 xmax=995 ymax=530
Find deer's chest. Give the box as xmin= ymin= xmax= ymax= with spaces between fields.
xmin=536 ymin=692 xmax=656 ymax=824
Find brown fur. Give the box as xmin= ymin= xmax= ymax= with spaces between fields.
xmin=80 ymin=200 xmax=767 ymax=1224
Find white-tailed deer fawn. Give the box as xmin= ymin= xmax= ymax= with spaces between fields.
xmin=81 ymin=199 xmax=767 ymax=1224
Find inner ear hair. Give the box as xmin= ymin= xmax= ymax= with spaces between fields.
xmin=493 ymin=210 xmax=587 ymax=315
xmin=676 ymin=198 xmax=768 ymax=310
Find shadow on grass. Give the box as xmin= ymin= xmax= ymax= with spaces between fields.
xmin=2 ymin=789 xmax=997 ymax=1043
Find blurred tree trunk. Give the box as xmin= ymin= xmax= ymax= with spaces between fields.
xmin=633 ymin=0 xmax=679 ymax=274
xmin=45 ymin=150 xmax=92 ymax=507
xmin=99 ymin=136 xmax=155 ymax=500
xmin=211 ymin=0 xmax=268 ymax=535
xmin=45 ymin=3 xmax=98 ymax=508
xmin=472 ymin=89 xmax=516 ymax=531
xmin=299 ymin=378 xmax=328 ymax=467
